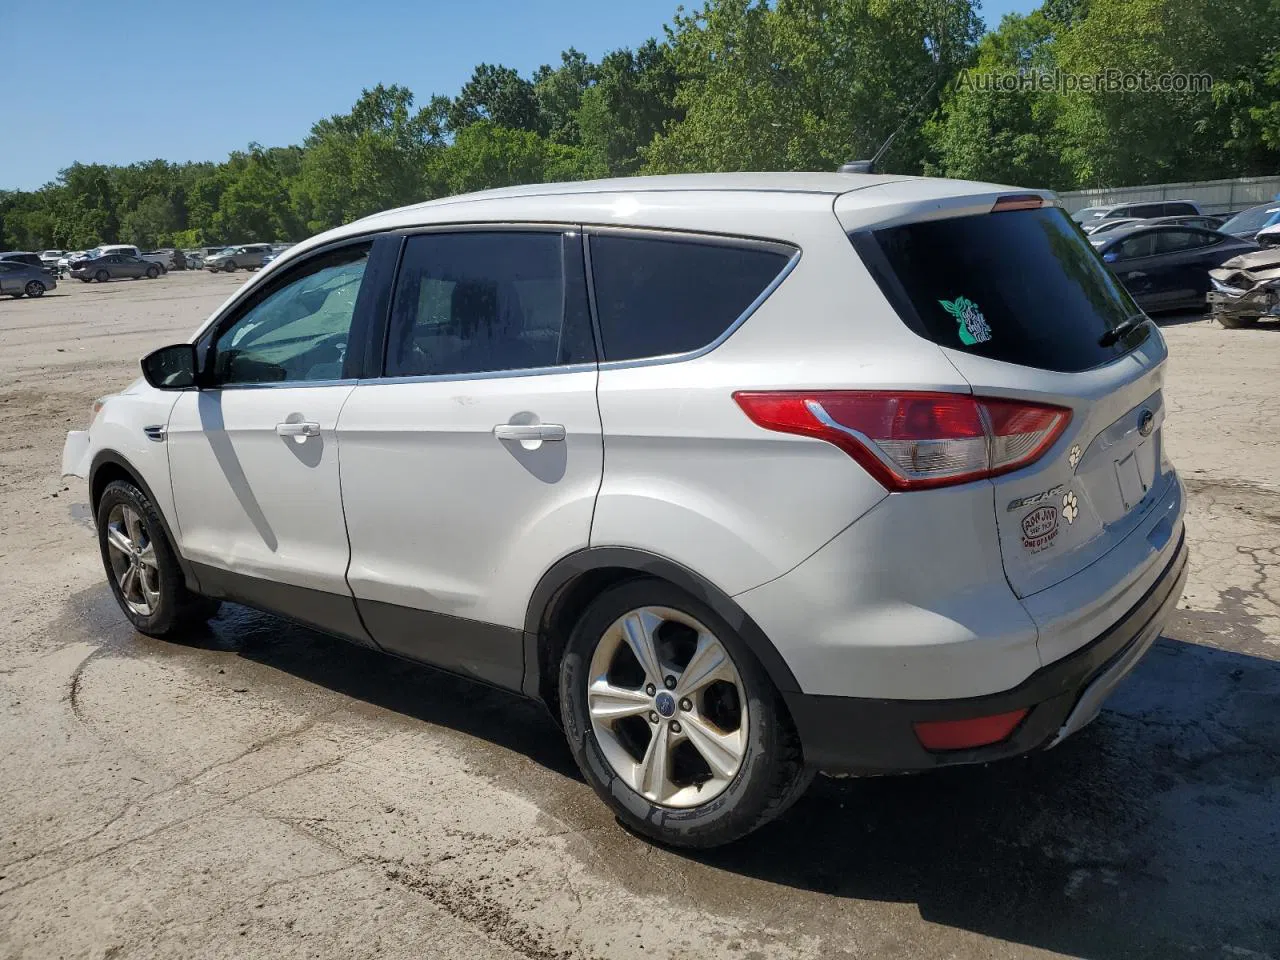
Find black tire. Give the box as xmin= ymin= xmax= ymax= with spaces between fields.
xmin=1217 ymin=313 xmax=1258 ymax=329
xmin=559 ymin=577 xmax=812 ymax=848
xmin=95 ymin=269 xmax=109 ymax=283
xmin=25 ymin=281 xmax=46 ymax=298
xmin=80 ymin=277 xmax=92 ymax=283
xmin=146 ymin=265 xmax=160 ymax=279
xmin=96 ymin=480 xmax=221 ymax=637
xmin=222 ymin=261 xmax=236 ymax=273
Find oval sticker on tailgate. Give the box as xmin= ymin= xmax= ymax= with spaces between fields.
xmin=1021 ymin=504 xmax=1059 ymax=554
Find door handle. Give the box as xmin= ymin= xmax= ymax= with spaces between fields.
xmin=493 ymin=423 xmax=566 ymax=442
xmin=276 ymin=421 xmax=320 ymax=438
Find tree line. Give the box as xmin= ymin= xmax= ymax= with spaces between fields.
xmin=3 ymin=0 xmax=1277 ymax=252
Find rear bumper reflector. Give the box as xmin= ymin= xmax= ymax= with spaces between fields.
xmin=913 ymin=708 xmax=1029 ymax=751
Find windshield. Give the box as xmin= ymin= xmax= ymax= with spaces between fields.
xmin=851 ymin=206 xmax=1148 ymax=374
xmin=1221 ymin=205 xmax=1280 ymax=235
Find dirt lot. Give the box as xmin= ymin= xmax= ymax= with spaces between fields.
xmin=1 ymin=272 xmax=1277 ymax=960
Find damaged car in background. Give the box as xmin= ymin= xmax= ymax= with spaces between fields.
xmin=1209 ymin=247 xmax=1280 ymax=328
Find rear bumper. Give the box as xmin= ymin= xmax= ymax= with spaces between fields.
xmin=785 ymin=533 xmax=1188 ymax=775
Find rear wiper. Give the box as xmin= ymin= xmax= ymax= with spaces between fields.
xmin=1098 ymin=314 xmax=1148 ymax=347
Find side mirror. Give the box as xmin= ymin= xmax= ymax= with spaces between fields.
xmin=141 ymin=343 xmax=199 ymax=390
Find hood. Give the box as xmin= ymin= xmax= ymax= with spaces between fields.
xmin=1210 ymin=248 xmax=1280 ymax=289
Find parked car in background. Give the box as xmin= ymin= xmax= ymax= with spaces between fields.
xmin=1141 ymin=214 xmax=1224 ymax=231
xmin=0 ymin=260 xmax=57 ymax=298
xmin=184 ymin=251 xmax=205 ymax=269
xmin=0 ymin=251 xmax=48 ymax=269
xmin=1219 ymin=203 xmax=1280 ymax=242
xmin=40 ymin=250 xmax=66 ymax=268
xmin=1085 ymin=217 xmax=1143 ymax=239
xmin=70 ymin=253 xmax=163 ymax=283
xmin=63 ymin=174 xmax=1188 ymax=848
xmin=1077 ymin=200 xmax=1203 ymax=225
xmin=205 ymin=243 xmax=273 ymax=272
xmin=1094 ymin=224 xmax=1258 ymax=311
xmin=60 ymin=251 xmax=88 ymax=275
xmin=1208 ymin=247 xmax=1280 ymax=328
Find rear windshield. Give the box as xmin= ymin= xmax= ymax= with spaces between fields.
xmin=851 ymin=206 xmax=1149 ymax=373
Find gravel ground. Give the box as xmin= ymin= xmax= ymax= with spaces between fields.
xmin=1 ymin=272 xmax=1277 ymax=960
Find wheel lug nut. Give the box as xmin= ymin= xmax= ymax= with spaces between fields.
xmin=679 ymin=698 xmax=692 ymax=712
xmin=648 ymin=711 xmax=660 ymax=724
xmin=670 ymin=721 xmax=682 ymax=734
xmin=664 ymin=675 xmax=677 ymax=689
xmin=645 ymin=683 xmax=656 ymax=696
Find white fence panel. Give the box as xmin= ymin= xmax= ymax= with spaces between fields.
xmin=1059 ymin=176 xmax=1280 ymax=216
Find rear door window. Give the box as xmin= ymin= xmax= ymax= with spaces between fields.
xmin=385 ymin=231 xmax=594 ymax=377
xmin=588 ymin=232 xmax=794 ymax=362
xmin=852 ymin=206 xmax=1148 ymax=374
xmin=1163 ymin=202 xmax=1198 ymax=216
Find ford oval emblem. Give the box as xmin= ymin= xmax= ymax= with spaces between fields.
xmin=1138 ymin=409 xmax=1155 ymax=438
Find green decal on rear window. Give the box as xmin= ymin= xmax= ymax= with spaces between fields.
xmin=938 ymin=296 xmax=992 ymax=346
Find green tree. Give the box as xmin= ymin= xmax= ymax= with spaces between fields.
xmin=927 ymin=11 xmax=1070 ymax=186
xmin=578 ymin=40 xmax=683 ymax=175
xmin=645 ymin=0 xmax=981 ymax=174
xmin=449 ymin=64 xmax=543 ymax=133
xmin=292 ymin=85 xmax=440 ymax=231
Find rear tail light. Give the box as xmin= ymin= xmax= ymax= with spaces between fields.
xmin=733 ymin=391 xmax=1070 ymax=491
xmin=913 ymin=709 xmax=1029 ymax=751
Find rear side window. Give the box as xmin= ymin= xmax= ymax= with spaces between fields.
xmin=1113 ymin=232 xmax=1156 ymax=259
xmin=588 ymin=233 xmax=793 ymax=362
xmin=852 ymin=206 xmax=1148 ymax=374
xmin=385 ymin=231 xmax=594 ymax=378
xmin=1163 ymin=202 xmax=1198 ymax=216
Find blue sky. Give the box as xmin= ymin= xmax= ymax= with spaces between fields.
xmin=1 ymin=0 xmax=1036 ymax=191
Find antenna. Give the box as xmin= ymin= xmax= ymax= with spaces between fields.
xmin=837 ymin=80 xmax=938 ymax=175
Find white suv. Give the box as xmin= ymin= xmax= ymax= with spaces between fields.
xmin=63 ymin=173 xmax=1188 ymax=848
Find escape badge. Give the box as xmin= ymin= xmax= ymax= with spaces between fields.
xmin=938 ymin=296 xmax=993 ymax=346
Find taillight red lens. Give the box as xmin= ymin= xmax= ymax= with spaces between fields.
xmin=913 ymin=709 xmax=1029 ymax=751
xmin=733 ymin=391 xmax=1070 ymax=491
xmin=992 ymin=193 xmax=1044 ymax=212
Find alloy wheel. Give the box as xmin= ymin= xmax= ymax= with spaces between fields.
xmin=586 ymin=606 xmax=749 ymax=808
xmin=25 ymin=281 xmax=45 ymax=298
xmin=104 ymin=504 xmax=161 ymax=616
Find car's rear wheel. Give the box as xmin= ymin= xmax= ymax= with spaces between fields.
xmin=95 ymin=269 xmax=109 ymax=283
xmin=146 ymin=266 xmax=159 ymax=279
xmin=24 ymin=281 xmax=46 ymax=298
xmin=222 ymin=261 xmax=236 ymax=273
xmin=560 ymin=578 xmax=811 ymax=848
xmin=97 ymin=480 xmax=221 ymax=637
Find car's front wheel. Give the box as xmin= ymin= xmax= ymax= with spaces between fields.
xmin=96 ymin=480 xmax=220 ymax=637
xmin=560 ymin=578 xmax=811 ymax=848
xmin=222 ymin=262 xmax=236 ymax=273
xmin=95 ymin=270 xmax=109 ymax=283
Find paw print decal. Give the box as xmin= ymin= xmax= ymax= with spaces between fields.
xmin=1068 ymin=444 xmax=1082 ymax=471
xmin=1061 ymin=490 xmax=1079 ymax=525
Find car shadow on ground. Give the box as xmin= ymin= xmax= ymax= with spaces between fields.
xmin=68 ymin=587 xmax=1280 ymax=959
